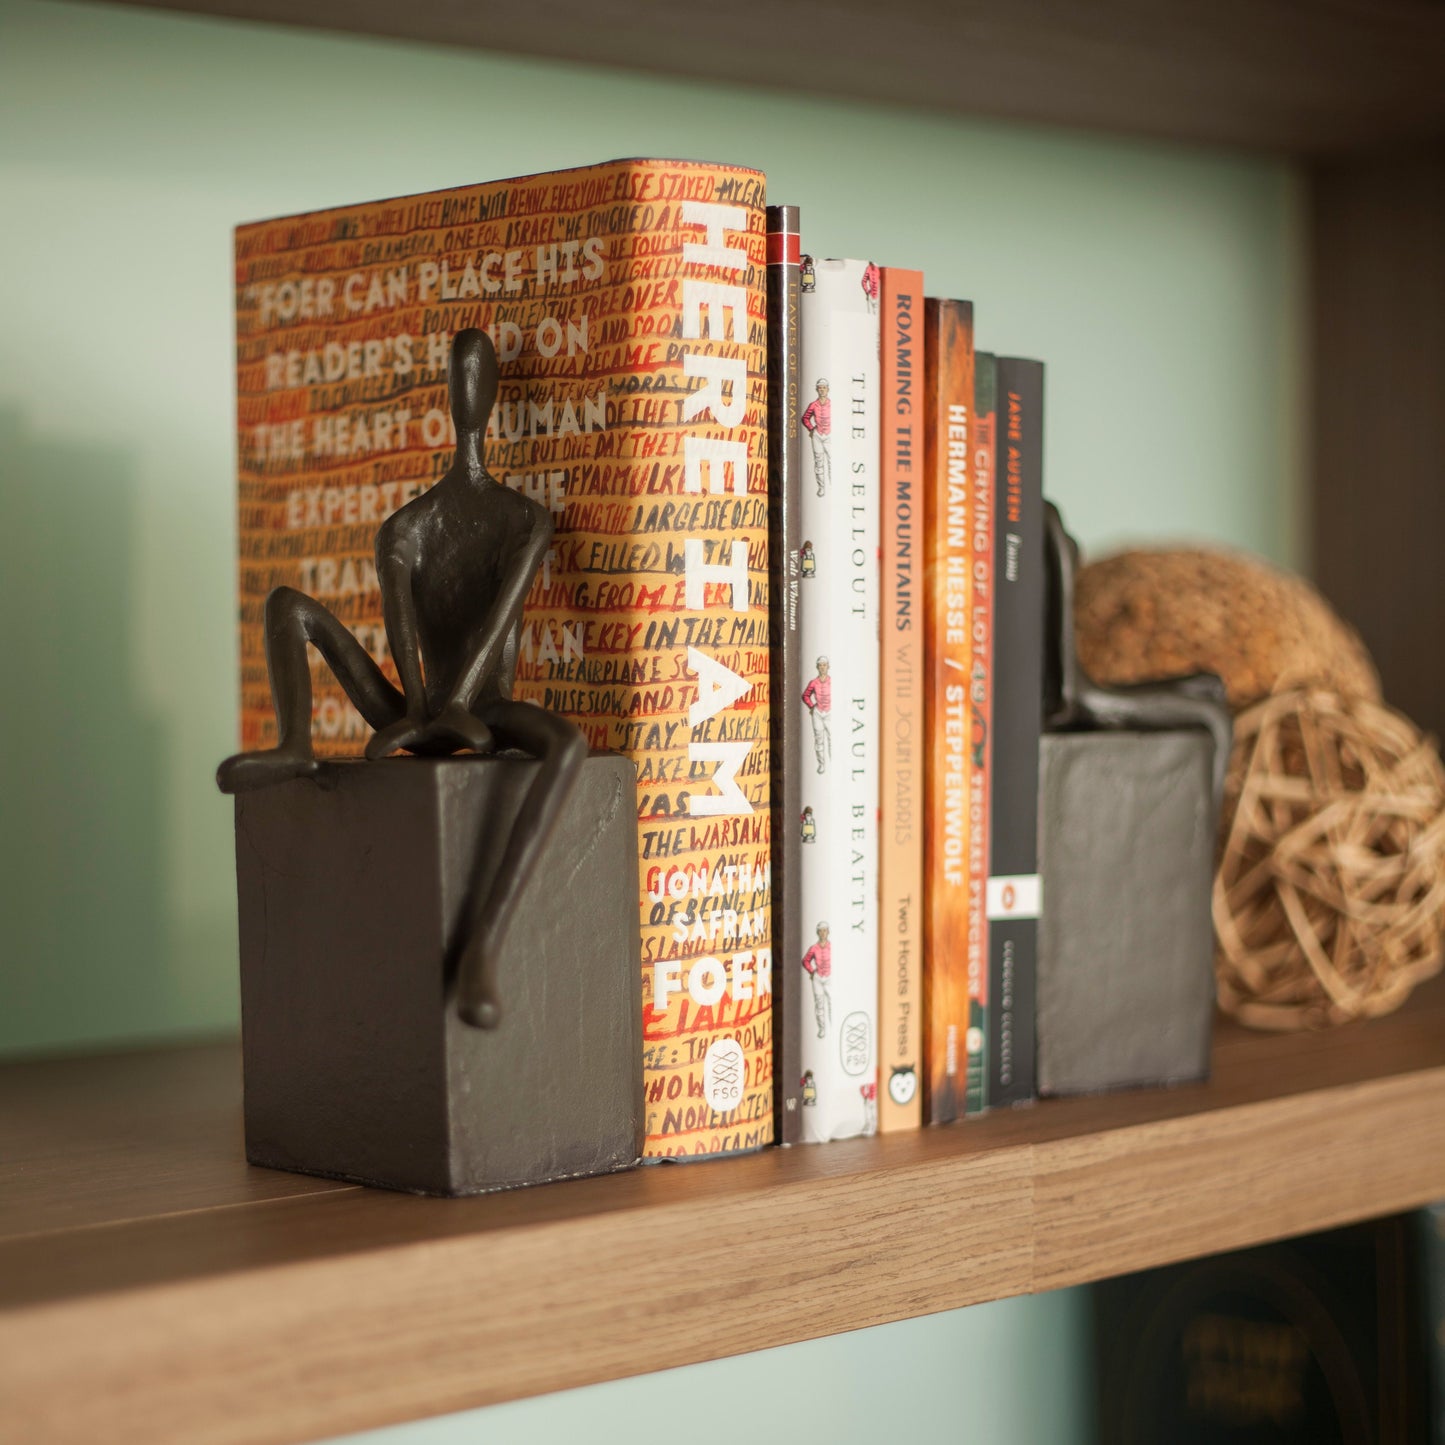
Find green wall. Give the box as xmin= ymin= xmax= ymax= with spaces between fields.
xmin=0 ymin=1 xmax=1302 ymax=1439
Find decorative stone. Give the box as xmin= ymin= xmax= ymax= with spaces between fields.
xmin=234 ymin=753 xmax=642 ymax=1195
xmin=1037 ymin=730 xmax=1216 ymax=1096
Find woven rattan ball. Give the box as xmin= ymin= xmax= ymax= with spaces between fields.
xmin=1076 ymin=548 xmax=1380 ymax=708
xmin=1213 ymin=688 xmax=1445 ymax=1029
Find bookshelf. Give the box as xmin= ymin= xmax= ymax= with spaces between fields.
xmin=95 ymin=1 xmax=1445 ymax=739
xmin=9 ymin=4 xmax=1444 ymax=1440
xmin=5 ymin=975 xmax=1445 ymax=1444
xmin=99 ymin=0 xmax=1445 ymax=153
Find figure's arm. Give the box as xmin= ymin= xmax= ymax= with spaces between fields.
xmin=365 ymin=531 xmax=448 ymax=759
xmin=377 ymin=532 xmax=427 ymax=717
xmin=802 ymin=677 xmax=818 ymax=709
xmin=800 ymin=402 xmax=817 ymax=433
xmin=445 ymin=505 xmax=553 ymax=712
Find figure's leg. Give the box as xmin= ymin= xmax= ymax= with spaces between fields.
xmin=811 ymin=708 xmax=826 ymax=773
xmin=811 ymin=973 xmax=826 ymax=1038
xmin=217 ymin=586 xmax=404 ymax=792
xmin=455 ymin=700 xmax=587 ymax=1027
xmin=811 ymin=432 xmax=826 ymax=495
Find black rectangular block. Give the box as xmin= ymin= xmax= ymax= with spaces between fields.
xmin=234 ymin=753 xmax=642 ymax=1195
xmin=1037 ymin=730 xmax=1216 ymax=1096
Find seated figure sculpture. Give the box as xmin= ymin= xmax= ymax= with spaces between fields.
xmin=217 ymin=329 xmax=585 ymax=1030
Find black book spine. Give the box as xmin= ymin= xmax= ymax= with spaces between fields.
xmin=767 ymin=205 xmax=804 ymax=1143
xmin=987 ymin=357 xmax=1044 ymax=1108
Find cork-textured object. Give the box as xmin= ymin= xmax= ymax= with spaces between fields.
xmin=1075 ymin=548 xmax=1379 ymax=709
xmin=235 ymin=753 xmax=642 ymax=1195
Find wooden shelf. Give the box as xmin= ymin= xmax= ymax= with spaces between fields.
xmin=100 ymin=0 xmax=1445 ymax=156
xmin=5 ymin=976 xmax=1445 ymax=1445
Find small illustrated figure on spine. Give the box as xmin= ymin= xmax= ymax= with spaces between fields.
xmin=888 ymin=1065 xmax=917 ymax=1107
xmin=800 ymin=805 xmax=817 ymax=843
xmin=802 ymin=655 xmax=832 ymax=773
xmin=800 ymin=539 xmax=817 ymax=578
xmin=800 ymin=378 xmax=832 ymax=496
xmin=861 ymin=1079 xmax=878 ymax=1133
xmin=216 ymin=329 xmax=586 ymax=1031
xmin=801 ymin=920 xmax=833 ymax=1039
xmin=801 ymin=1069 xmax=818 ymax=1106
xmin=861 ymin=261 xmax=880 ymax=314
xmin=800 ymin=254 xmax=816 ymax=293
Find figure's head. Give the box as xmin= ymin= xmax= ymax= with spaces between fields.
xmin=816 ymin=921 xmax=829 ymax=941
xmin=815 ymin=379 xmax=829 ymax=398
xmin=450 ymin=329 xmax=499 ymax=431
xmin=816 ymin=656 xmax=830 ymax=677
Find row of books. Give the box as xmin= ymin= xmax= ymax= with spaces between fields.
xmin=232 ymin=156 xmax=1044 ymax=1159
xmin=767 ymin=215 xmax=1045 ymax=1144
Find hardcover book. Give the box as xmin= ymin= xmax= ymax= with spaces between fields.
xmin=795 ymin=257 xmax=881 ymax=1142
xmin=1095 ymin=1217 xmax=1425 ymax=1442
xmin=988 ymin=355 xmax=1045 ymax=1109
xmin=922 ymin=297 xmax=975 ymax=1126
xmin=234 ymin=158 xmax=773 ymax=1159
xmin=767 ymin=204 xmax=804 ymax=1144
xmin=878 ymin=266 xmax=925 ymax=1131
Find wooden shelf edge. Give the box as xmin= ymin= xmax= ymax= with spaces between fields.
xmin=82 ymin=0 xmax=1445 ymax=156
xmin=4 ymin=984 xmax=1445 ymax=1445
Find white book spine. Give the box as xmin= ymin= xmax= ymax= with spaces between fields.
xmin=796 ymin=258 xmax=881 ymax=1142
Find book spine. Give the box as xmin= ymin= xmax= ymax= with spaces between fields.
xmin=878 ymin=267 xmax=925 ymax=1131
xmin=767 ymin=206 xmax=804 ymax=1145
xmin=965 ymin=353 xmax=997 ymax=1115
xmin=922 ymin=298 xmax=975 ymax=1126
xmin=1421 ymin=1204 xmax=1445 ymax=1443
xmin=233 ymin=159 xmax=773 ymax=1160
xmin=988 ymin=356 xmax=1045 ymax=1108
xmin=796 ymin=258 xmax=881 ymax=1142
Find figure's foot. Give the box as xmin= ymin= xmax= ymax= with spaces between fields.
xmin=817 ymin=1027 xmax=826 ymax=1039
xmin=459 ymin=993 xmax=501 ymax=1029
xmin=216 ymin=747 xmax=320 ymax=794
xmin=457 ymin=933 xmax=503 ymax=1030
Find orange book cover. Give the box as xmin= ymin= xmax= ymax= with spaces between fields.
xmin=879 ymin=267 xmax=925 ymax=1131
xmin=922 ymin=297 xmax=975 ymax=1126
xmin=234 ymin=158 xmax=772 ymax=1158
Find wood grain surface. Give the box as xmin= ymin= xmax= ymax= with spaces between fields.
xmin=85 ymin=0 xmax=1445 ymax=156
xmin=1311 ymin=148 xmax=1445 ymax=739
xmin=5 ymin=977 xmax=1445 ymax=1443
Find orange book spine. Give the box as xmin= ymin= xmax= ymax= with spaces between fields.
xmin=922 ymin=297 xmax=975 ymax=1126
xmin=879 ymin=267 xmax=925 ymax=1130
xmin=234 ymin=160 xmax=772 ymax=1159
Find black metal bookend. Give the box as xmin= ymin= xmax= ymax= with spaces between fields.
xmin=220 ymin=330 xmax=642 ymax=1194
xmin=1036 ymin=504 xmax=1232 ymax=1096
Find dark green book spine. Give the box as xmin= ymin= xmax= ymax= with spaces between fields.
xmin=965 ymin=351 xmax=997 ymax=1116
